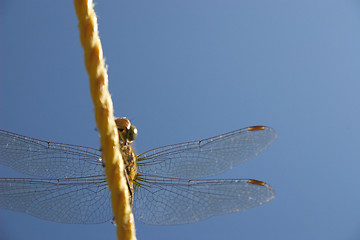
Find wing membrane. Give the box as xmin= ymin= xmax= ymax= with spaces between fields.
xmin=0 ymin=130 xmax=104 ymax=178
xmin=133 ymin=175 xmax=274 ymax=225
xmin=1 ymin=127 xmax=276 ymax=225
xmin=137 ymin=126 xmax=277 ymax=179
xmin=0 ymin=176 xmax=111 ymax=224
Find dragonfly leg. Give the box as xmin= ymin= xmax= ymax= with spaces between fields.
xmin=124 ymin=169 xmax=134 ymax=207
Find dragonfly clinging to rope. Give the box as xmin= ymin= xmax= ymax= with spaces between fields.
xmin=0 ymin=118 xmax=276 ymax=225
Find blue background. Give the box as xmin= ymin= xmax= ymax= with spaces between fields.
xmin=1 ymin=1 xmax=360 ymax=240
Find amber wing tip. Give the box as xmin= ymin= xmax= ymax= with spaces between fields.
xmin=248 ymin=179 xmax=266 ymax=186
xmin=248 ymin=126 xmax=266 ymax=131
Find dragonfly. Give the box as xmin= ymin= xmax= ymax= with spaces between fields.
xmin=0 ymin=118 xmax=277 ymax=225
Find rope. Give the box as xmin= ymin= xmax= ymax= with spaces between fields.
xmin=73 ymin=1 xmax=137 ymax=239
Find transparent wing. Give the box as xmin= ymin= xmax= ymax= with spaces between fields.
xmin=0 ymin=176 xmax=112 ymax=224
xmin=133 ymin=175 xmax=274 ymax=225
xmin=137 ymin=126 xmax=277 ymax=179
xmin=0 ymin=128 xmax=275 ymax=225
xmin=0 ymin=130 xmax=104 ymax=178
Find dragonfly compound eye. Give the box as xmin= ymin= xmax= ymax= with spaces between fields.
xmin=127 ymin=125 xmax=138 ymax=142
xmin=115 ymin=117 xmax=132 ymax=143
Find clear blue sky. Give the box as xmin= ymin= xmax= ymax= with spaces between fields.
xmin=1 ymin=1 xmax=360 ymax=240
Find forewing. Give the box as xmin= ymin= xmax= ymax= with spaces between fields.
xmin=137 ymin=126 xmax=277 ymax=179
xmin=0 ymin=130 xmax=104 ymax=178
xmin=133 ymin=175 xmax=274 ymax=225
xmin=0 ymin=176 xmax=112 ymax=224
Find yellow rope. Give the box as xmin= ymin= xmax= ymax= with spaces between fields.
xmin=73 ymin=1 xmax=137 ymax=239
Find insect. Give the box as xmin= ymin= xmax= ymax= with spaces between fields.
xmin=0 ymin=118 xmax=276 ymax=225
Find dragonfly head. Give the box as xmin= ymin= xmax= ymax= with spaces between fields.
xmin=115 ymin=117 xmax=138 ymax=144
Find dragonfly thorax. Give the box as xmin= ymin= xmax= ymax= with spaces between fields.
xmin=120 ymin=144 xmax=137 ymax=183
